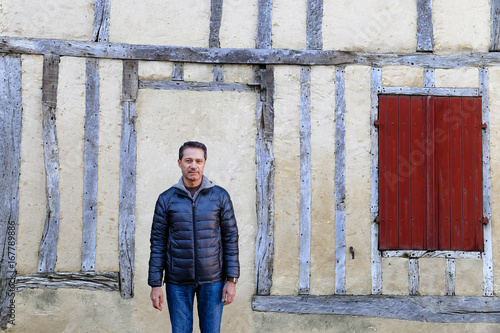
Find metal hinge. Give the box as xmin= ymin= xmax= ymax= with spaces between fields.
xmin=482 ymin=217 xmax=489 ymax=225
xmin=374 ymin=120 xmax=381 ymax=127
xmin=482 ymin=123 xmax=488 ymax=130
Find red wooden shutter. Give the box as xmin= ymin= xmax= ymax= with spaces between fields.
xmin=378 ymin=95 xmax=483 ymax=251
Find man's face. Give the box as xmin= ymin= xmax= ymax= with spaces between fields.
xmin=178 ymin=147 xmax=206 ymax=186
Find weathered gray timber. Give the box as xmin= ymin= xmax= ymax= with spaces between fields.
xmin=0 ymin=55 xmax=22 ymax=330
xmin=172 ymin=63 xmax=184 ymax=81
xmin=382 ymin=250 xmax=481 ymax=259
xmin=334 ymin=67 xmax=346 ymax=295
xmin=213 ymin=64 xmax=223 ymax=82
xmin=299 ymin=66 xmax=311 ymax=295
xmin=378 ymin=87 xmax=479 ymax=97
xmin=11 ymin=36 xmax=500 ymax=67
xmin=209 ymin=0 xmax=223 ymax=48
xmin=252 ymin=295 xmax=500 ymax=323
xmin=492 ymin=0 xmax=500 ymax=51
xmin=257 ymin=0 xmax=272 ymax=49
xmin=446 ymin=258 xmax=456 ymax=296
xmin=16 ymin=272 xmax=119 ymax=291
xmin=119 ymin=61 xmax=138 ymax=299
xmin=38 ymin=55 xmax=61 ymax=274
xmin=254 ymin=66 xmax=275 ymax=296
xmin=370 ymin=67 xmax=382 ymax=295
xmin=408 ymin=258 xmax=419 ymax=295
xmin=423 ymin=68 xmax=435 ymax=87
xmin=306 ymin=0 xmax=323 ymax=50
xmin=479 ymin=68 xmax=494 ymax=296
xmin=139 ymin=80 xmax=253 ymax=92
xmin=81 ymin=58 xmax=100 ymax=272
xmin=93 ymin=0 xmax=111 ymax=42
xmin=417 ymin=0 xmax=433 ymax=52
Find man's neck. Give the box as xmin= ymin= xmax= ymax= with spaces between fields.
xmin=183 ymin=178 xmax=202 ymax=188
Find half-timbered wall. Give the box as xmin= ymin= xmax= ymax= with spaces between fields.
xmin=2 ymin=0 xmax=500 ymax=332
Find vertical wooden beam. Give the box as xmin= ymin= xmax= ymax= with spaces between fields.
xmin=119 ymin=60 xmax=138 ymax=299
xmin=334 ymin=66 xmax=346 ymax=295
xmin=172 ymin=63 xmax=184 ymax=81
xmin=93 ymin=0 xmax=111 ymax=42
xmin=299 ymin=66 xmax=311 ymax=295
xmin=370 ymin=67 xmax=382 ymax=295
xmin=445 ymin=258 xmax=456 ymax=296
xmin=408 ymin=258 xmax=419 ymax=295
xmin=257 ymin=0 xmax=272 ymax=49
xmin=81 ymin=58 xmax=100 ymax=271
xmin=423 ymin=68 xmax=435 ymax=88
xmin=491 ymin=0 xmax=500 ymax=51
xmin=479 ymin=68 xmax=493 ymax=296
xmin=209 ymin=0 xmax=223 ymax=48
xmin=254 ymin=65 xmax=275 ymax=296
xmin=0 ymin=55 xmax=22 ymax=329
xmin=417 ymin=0 xmax=433 ymax=52
xmin=38 ymin=54 xmax=61 ymax=274
xmin=214 ymin=64 xmax=224 ymax=82
xmin=306 ymin=0 xmax=323 ymax=50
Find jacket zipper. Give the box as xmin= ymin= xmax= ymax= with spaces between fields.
xmin=192 ymin=199 xmax=198 ymax=286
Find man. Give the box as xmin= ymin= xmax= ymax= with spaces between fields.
xmin=148 ymin=141 xmax=239 ymax=333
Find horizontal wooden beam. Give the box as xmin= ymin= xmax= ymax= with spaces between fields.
xmin=382 ymin=250 xmax=482 ymax=259
xmin=16 ymin=272 xmax=119 ymax=292
xmin=6 ymin=36 xmax=500 ymax=68
xmin=252 ymin=295 xmax=500 ymax=323
xmin=378 ymin=87 xmax=479 ymax=97
xmin=139 ymin=80 xmax=254 ymax=92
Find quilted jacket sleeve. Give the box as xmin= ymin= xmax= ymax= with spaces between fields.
xmin=148 ymin=195 xmax=169 ymax=287
xmin=220 ymin=191 xmax=240 ymax=279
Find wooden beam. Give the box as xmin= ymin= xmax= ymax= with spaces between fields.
xmin=172 ymin=63 xmax=184 ymax=81
xmin=0 ymin=54 xmax=22 ymax=330
xmin=38 ymin=55 xmax=61 ymax=274
xmin=209 ymin=0 xmax=223 ymax=48
xmin=81 ymin=58 xmax=100 ymax=272
xmin=213 ymin=64 xmax=224 ymax=82
xmin=254 ymin=66 xmax=275 ymax=296
xmin=252 ymin=295 xmax=500 ymax=323
xmin=93 ymin=0 xmax=111 ymax=42
xmin=334 ymin=67 xmax=346 ymax=295
xmin=119 ymin=60 xmax=138 ymax=299
xmin=408 ymin=258 xmax=419 ymax=295
xmin=382 ymin=250 xmax=481 ymax=259
xmin=479 ymin=68 xmax=494 ymax=297
xmin=423 ymin=68 xmax=435 ymax=88
xmin=299 ymin=66 xmax=311 ymax=295
xmin=256 ymin=0 xmax=272 ymax=49
xmin=370 ymin=67 xmax=382 ymax=295
xmin=378 ymin=87 xmax=479 ymax=97
xmin=16 ymin=272 xmax=119 ymax=292
xmin=445 ymin=259 xmax=456 ymax=296
xmin=306 ymin=0 xmax=323 ymax=50
xmin=9 ymin=36 xmax=500 ymax=67
xmin=491 ymin=0 xmax=500 ymax=51
xmin=139 ymin=80 xmax=253 ymax=92
xmin=416 ymin=0 xmax=433 ymax=52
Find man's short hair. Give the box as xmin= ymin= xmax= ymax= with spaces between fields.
xmin=179 ymin=141 xmax=207 ymax=161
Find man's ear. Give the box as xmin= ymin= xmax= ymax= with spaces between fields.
xmin=178 ymin=159 xmax=181 ymax=168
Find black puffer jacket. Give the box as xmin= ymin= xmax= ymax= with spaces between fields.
xmin=148 ymin=176 xmax=239 ymax=287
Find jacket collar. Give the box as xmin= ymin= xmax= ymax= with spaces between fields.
xmin=173 ymin=175 xmax=215 ymax=199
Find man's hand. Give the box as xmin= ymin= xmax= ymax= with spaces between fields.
xmin=150 ymin=286 xmax=164 ymax=311
xmin=222 ymin=281 xmax=236 ymax=305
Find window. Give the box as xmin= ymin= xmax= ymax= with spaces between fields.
xmin=378 ymin=95 xmax=483 ymax=251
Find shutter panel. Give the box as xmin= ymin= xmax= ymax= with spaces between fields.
xmin=378 ymin=95 xmax=483 ymax=251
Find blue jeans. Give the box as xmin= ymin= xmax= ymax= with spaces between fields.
xmin=166 ymin=281 xmax=224 ymax=333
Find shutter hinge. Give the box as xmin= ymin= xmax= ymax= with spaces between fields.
xmin=482 ymin=123 xmax=488 ymax=129
xmin=482 ymin=217 xmax=489 ymax=225
xmin=374 ymin=120 xmax=381 ymax=127
xmin=374 ymin=216 xmax=380 ymax=224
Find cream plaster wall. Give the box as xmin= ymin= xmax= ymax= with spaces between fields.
xmin=18 ymin=55 xmax=45 ymax=275
xmin=382 ymin=66 xmax=424 ymax=87
xmin=272 ymin=65 xmax=301 ymax=295
xmin=272 ymin=0 xmax=307 ymax=50
xmin=433 ymin=0 xmax=490 ymax=54
xmin=109 ymin=0 xmax=211 ymax=47
xmin=0 ymin=0 xmax=93 ymax=41
xmin=323 ymin=0 xmax=417 ymax=53
xmin=220 ymin=0 xmax=258 ymax=49
xmin=345 ymin=65 xmax=372 ymax=295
